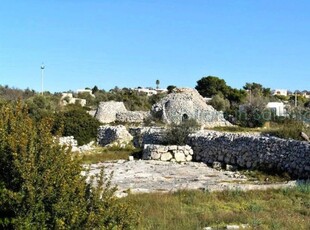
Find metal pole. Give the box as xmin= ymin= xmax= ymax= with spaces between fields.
xmin=295 ymin=91 xmax=297 ymax=107
xmin=41 ymin=63 xmax=45 ymax=95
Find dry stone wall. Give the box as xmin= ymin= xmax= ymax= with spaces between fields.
xmin=116 ymin=111 xmax=149 ymax=123
xmin=143 ymin=144 xmax=193 ymax=162
xmin=187 ymin=131 xmax=310 ymax=179
xmin=129 ymin=127 xmax=166 ymax=148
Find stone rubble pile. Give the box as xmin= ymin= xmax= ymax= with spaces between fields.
xmin=188 ymin=131 xmax=310 ymax=179
xmin=58 ymin=136 xmax=94 ymax=153
xmin=143 ymin=144 xmax=193 ymax=162
xmin=97 ymin=125 xmax=133 ymax=147
xmin=58 ymin=136 xmax=78 ymax=147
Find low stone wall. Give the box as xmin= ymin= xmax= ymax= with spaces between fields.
xmin=116 ymin=111 xmax=149 ymax=123
xmin=143 ymin=144 xmax=193 ymax=162
xmin=187 ymin=131 xmax=310 ymax=179
xmin=97 ymin=125 xmax=133 ymax=147
xmin=129 ymin=127 xmax=166 ymax=148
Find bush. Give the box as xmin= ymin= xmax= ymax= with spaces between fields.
xmin=53 ymin=105 xmax=101 ymax=145
xmin=267 ymin=118 xmax=309 ymax=140
xmin=164 ymin=119 xmax=200 ymax=145
xmin=0 ymin=101 xmax=138 ymax=229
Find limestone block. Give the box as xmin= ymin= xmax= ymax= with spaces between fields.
xmin=151 ymin=151 xmax=161 ymax=160
xmin=174 ymin=151 xmax=186 ymax=162
xmin=161 ymin=152 xmax=173 ymax=161
xmin=186 ymin=155 xmax=193 ymax=161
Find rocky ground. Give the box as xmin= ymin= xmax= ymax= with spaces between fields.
xmin=86 ymin=160 xmax=297 ymax=197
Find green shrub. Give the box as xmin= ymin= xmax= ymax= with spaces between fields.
xmin=0 ymin=101 xmax=138 ymax=229
xmin=266 ymin=118 xmax=309 ymax=140
xmin=164 ymin=119 xmax=200 ymax=145
xmin=53 ymin=105 xmax=101 ymax=145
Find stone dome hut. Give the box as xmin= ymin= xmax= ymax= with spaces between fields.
xmin=151 ymin=88 xmax=231 ymax=127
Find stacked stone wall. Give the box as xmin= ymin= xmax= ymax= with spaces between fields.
xmin=143 ymin=144 xmax=193 ymax=162
xmin=187 ymin=131 xmax=310 ymax=179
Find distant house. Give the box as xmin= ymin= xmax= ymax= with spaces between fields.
xmin=301 ymin=91 xmax=310 ymax=99
xmin=61 ymin=93 xmax=87 ymax=107
xmin=266 ymin=102 xmax=287 ymax=116
xmin=272 ymin=89 xmax=288 ymax=97
xmin=133 ymin=87 xmax=167 ymax=96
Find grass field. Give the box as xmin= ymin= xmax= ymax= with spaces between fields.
xmin=122 ymin=183 xmax=310 ymax=230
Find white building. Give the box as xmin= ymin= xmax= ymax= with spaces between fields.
xmin=266 ymin=102 xmax=286 ymax=116
xmin=272 ymin=89 xmax=288 ymax=97
xmin=76 ymin=89 xmax=95 ymax=97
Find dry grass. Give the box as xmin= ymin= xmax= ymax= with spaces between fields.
xmin=122 ymin=183 xmax=310 ymax=230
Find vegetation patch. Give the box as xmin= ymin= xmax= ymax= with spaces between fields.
xmin=122 ymin=183 xmax=310 ymax=230
xmin=81 ymin=146 xmax=141 ymax=164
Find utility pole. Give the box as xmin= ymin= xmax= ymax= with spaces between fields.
xmin=294 ymin=91 xmax=297 ymax=107
xmin=41 ymin=63 xmax=45 ymax=95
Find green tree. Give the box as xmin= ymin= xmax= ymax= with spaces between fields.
xmin=167 ymin=85 xmax=176 ymax=94
xmin=195 ymin=76 xmax=230 ymax=98
xmin=209 ymin=94 xmax=230 ymax=111
xmin=0 ymin=101 xmax=138 ymax=229
xmin=243 ymin=82 xmax=271 ymax=97
xmin=156 ymin=80 xmax=160 ymax=89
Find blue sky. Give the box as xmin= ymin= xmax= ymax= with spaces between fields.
xmin=0 ymin=0 xmax=309 ymax=92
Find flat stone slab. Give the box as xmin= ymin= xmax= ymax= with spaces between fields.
xmin=86 ymin=160 xmax=297 ymax=197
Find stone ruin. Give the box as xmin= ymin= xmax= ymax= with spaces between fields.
xmin=94 ymin=101 xmax=149 ymax=124
xmin=95 ymin=101 xmax=127 ymax=123
xmin=151 ymin=88 xmax=231 ymax=127
xmin=97 ymin=125 xmax=133 ymax=148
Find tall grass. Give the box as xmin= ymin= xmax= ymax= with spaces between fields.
xmin=80 ymin=146 xmax=140 ymax=164
xmin=122 ymin=184 xmax=310 ymax=230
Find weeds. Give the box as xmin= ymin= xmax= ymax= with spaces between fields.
xmin=122 ymin=185 xmax=310 ymax=230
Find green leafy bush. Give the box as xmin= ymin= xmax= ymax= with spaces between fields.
xmin=267 ymin=118 xmax=309 ymax=141
xmin=53 ymin=105 xmax=101 ymax=145
xmin=0 ymin=101 xmax=138 ymax=229
xmin=164 ymin=119 xmax=200 ymax=145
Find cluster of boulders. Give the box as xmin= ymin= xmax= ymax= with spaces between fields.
xmin=57 ymin=136 xmax=94 ymax=153
xmin=142 ymin=144 xmax=193 ymax=162
xmin=187 ymin=131 xmax=310 ymax=178
xmin=97 ymin=125 xmax=133 ymax=148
